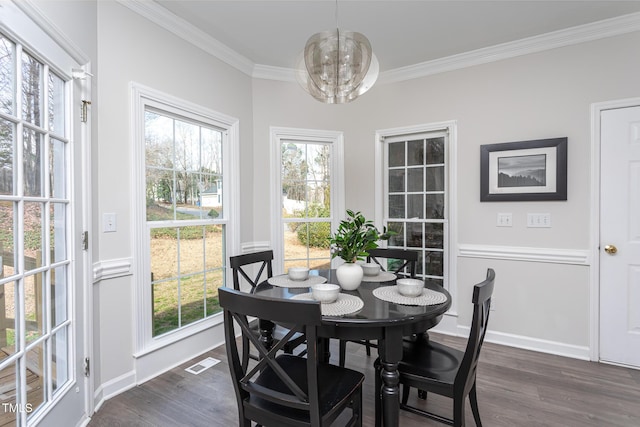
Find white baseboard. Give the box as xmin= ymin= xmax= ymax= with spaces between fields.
xmin=444 ymin=325 xmax=591 ymax=361
xmin=94 ymin=370 xmax=136 ymax=407
xmin=431 ymin=313 xmax=590 ymax=360
xmin=482 ymin=329 xmax=591 ymax=360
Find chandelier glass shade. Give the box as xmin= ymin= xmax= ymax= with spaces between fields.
xmin=297 ymin=28 xmax=379 ymax=104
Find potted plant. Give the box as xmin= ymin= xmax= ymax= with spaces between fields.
xmin=329 ymin=209 xmax=393 ymax=290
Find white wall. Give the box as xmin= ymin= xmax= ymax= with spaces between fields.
xmin=252 ymin=31 xmax=640 ymax=357
xmin=94 ymin=0 xmax=254 ymax=398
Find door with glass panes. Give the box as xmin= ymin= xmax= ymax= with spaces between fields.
xmin=384 ymin=133 xmax=447 ymax=286
xmin=0 ymin=8 xmax=88 ymax=426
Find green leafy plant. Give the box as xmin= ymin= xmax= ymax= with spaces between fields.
xmin=329 ymin=209 xmax=394 ymax=263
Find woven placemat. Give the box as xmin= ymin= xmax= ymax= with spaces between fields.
xmin=372 ymin=286 xmax=447 ymax=306
xmin=361 ymin=271 xmax=397 ymax=283
xmin=267 ymin=275 xmax=327 ymax=288
xmin=291 ymin=293 xmax=364 ymax=316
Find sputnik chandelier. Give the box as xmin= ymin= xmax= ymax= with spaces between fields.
xmin=297 ymin=0 xmax=379 ymax=104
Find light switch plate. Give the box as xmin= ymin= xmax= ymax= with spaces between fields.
xmin=527 ymin=213 xmax=551 ymax=228
xmin=103 ymin=213 xmax=117 ymax=232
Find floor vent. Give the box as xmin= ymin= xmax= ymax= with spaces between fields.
xmin=185 ymin=357 xmax=221 ymax=375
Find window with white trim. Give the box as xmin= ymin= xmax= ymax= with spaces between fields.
xmin=271 ymin=128 xmax=344 ymax=272
xmin=132 ymin=84 xmax=238 ymax=347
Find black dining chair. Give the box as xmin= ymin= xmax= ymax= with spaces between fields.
xmin=219 ymin=287 xmax=365 ymax=427
xmin=338 ymin=248 xmax=419 ymax=367
xmin=229 ymin=250 xmax=306 ymax=369
xmin=374 ymin=268 xmax=495 ymax=427
xmin=367 ymin=248 xmax=418 ymax=278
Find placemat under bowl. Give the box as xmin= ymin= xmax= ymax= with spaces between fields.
xmin=267 ymin=275 xmax=327 ymax=288
xmin=361 ymin=271 xmax=397 ymax=283
xmin=372 ymin=286 xmax=447 ymax=306
xmin=291 ymin=293 xmax=364 ymax=316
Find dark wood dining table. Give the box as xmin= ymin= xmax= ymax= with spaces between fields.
xmin=253 ymin=269 xmax=452 ymax=427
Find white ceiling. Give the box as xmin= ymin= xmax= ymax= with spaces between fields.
xmin=151 ymin=0 xmax=640 ymax=74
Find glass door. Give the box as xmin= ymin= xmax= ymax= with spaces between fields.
xmin=384 ymin=132 xmax=448 ymax=285
xmin=0 ymin=6 xmax=88 ymax=425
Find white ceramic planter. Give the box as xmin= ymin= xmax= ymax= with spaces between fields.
xmin=336 ymin=262 xmax=364 ymax=290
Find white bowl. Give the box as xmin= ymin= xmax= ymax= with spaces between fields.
xmin=311 ymin=283 xmax=340 ymax=304
xmin=396 ymin=278 xmax=424 ymax=297
xmin=288 ymin=267 xmax=309 ymax=281
xmin=362 ymin=263 xmax=381 ymax=276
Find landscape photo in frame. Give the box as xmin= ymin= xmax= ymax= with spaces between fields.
xmin=480 ymin=137 xmax=567 ymax=201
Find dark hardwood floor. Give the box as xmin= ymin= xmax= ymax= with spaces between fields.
xmin=88 ymin=333 xmax=640 ymax=426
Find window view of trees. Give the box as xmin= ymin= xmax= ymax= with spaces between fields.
xmin=281 ymin=142 xmax=332 ymax=271
xmin=145 ymin=111 xmax=223 ymax=219
xmin=144 ymin=110 xmax=225 ymax=337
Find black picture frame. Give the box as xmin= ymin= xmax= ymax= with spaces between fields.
xmin=480 ymin=137 xmax=567 ymax=202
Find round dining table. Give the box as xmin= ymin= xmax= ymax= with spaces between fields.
xmin=253 ymin=269 xmax=452 ymax=427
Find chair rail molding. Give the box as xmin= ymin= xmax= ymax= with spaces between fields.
xmin=93 ymin=257 xmax=133 ymax=283
xmin=458 ymin=244 xmax=590 ymax=265
xmin=241 ymin=241 xmax=271 ymax=254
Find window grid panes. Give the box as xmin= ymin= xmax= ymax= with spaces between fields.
xmin=0 ymin=32 xmax=72 ymax=424
xmin=145 ymin=109 xmax=226 ymax=338
xmin=281 ymin=141 xmax=332 ymax=271
xmin=385 ymin=135 xmax=446 ymax=285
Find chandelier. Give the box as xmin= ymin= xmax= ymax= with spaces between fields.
xmin=297 ymin=1 xmax=378 ymax=104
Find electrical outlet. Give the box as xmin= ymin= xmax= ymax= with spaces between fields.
xmin=497 ymin=213 xmax=512 ymax=227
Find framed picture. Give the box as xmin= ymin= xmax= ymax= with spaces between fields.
xmin=480 ymin=137 xmax=567 ymax=201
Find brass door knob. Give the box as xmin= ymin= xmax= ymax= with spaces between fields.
xmin=604 ymin=244 xmax=617 ymax=255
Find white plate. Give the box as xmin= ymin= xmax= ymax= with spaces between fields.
xmin=372 ymin=286 xmax=447 ymax=306
xmin=267 ymin=274 xmax=327 ymax=288
xmin=291 ymin=292 xmax=364 ymax=316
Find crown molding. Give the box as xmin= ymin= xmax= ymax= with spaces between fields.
xmin=253 ymin=64 xmax=297 ymax=82
xmin=117 ymin=0 xmax=254 ymax=76
xmin=8 ymin=0 xmax=90 ymax=65
xmin=379 ymin=11 xmax=640 ymax=84
xmin=119 ymin=2 xmax=640 ymax=84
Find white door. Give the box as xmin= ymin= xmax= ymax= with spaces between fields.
xmin=0 ymin=3 xmax=89 ymax=425
xmin=599 ymin=105 xmax=640 ymax=368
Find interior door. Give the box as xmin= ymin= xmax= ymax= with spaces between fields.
xmin=599 ymin=105 xmax=640 ymax=368
xmin=0 ymin=3 xmax=89 ymax=425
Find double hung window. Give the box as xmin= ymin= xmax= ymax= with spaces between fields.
xmin=133 ymin=84 xmax=238 ymax=347
xmin=271 ymin=128 xmax=343 ymax=272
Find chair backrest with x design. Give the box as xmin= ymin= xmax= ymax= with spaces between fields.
xmin=219 ymin=287 xmax=365 ymax=426
xmin=367 ymin=248 xmax=418 ymax=278
xmin=229 ymin=250 xmax=274 ymax=292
